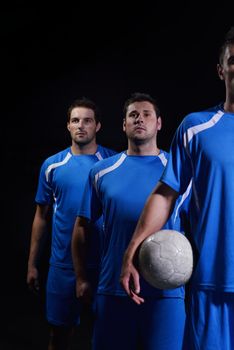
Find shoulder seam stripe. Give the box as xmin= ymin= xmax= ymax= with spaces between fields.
xmin=45 ymin=152 xmax=72 ymax=182
xmin=183 ymin=110 xmax=224 ymax=147
xmin=94 ymin=153 xmax=127 ymax=189
xmin=173 ymin=179 xmax=193 ymax=224
xmin=95 ymin=151 xmax=103 ymax=160
xmin=158 ymin=152 xmax=168 ymax=166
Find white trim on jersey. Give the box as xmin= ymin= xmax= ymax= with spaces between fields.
xmin=45 ymin=152 xmax=72 ymax=182
xmin=173 ymin=178 xmax=192 ymax=225
xmin=183 ymin=110 xmax=224 ymax=147
xmin=182 ymin=110 xmax=224 ymax=213
xmin=158 ymin=152 xmax=168 ymax=166
xmin=94 ymin=153 xmax=127 ymax=190
xmin=95 ymin=151 xmax=103 ymax=160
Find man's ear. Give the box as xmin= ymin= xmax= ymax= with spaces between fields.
xmin=96 ymin=121 xmax=101 ymax=132
xmin=123 ymin=118 xmax=126 ymax=132
xmin=217 ymin=63 xmax=224 ymax=81
xmin=67 ymin=122 xmax=71 ymax=132
xmin=157 ymin=116 xmax=162 ymax=131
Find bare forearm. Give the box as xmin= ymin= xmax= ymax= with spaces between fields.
xmin=71 ymin=217 xmax=89 ymax=280
xmin=28 ymin=217 xmax=47 ymax=267
xmin=28 ymin=204 xmax=50 ymax=268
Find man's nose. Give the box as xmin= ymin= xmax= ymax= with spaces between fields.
xmin=77 ymin=120 xmax=84 ymax=128
xmin=135 ymin=113 xmax=143 ymax=122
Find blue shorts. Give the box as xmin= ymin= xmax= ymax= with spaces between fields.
xmin=93 ymin=295 xmax=186 ymax=350
xmin=46 ymin=266 xmax=81 ymax=327
xmin=183 ymin=290 xmax=234 ymax=350
xmin=46 ymin=265 xmax=99 ymax=327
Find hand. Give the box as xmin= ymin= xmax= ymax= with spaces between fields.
xmin=76 ymin=279 xmax=93 ymax=304
xmin=27 ymin=266 xmax=40 ymax=295
xmin=120 ymin=260 xmax=144 ymax=305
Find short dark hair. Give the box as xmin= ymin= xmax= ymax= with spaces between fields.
xmin=123 ymin=92 xmax=161 ymax=118
xmin=67 ymin=97 xmax=101 ymax=123
xmin=218 ymin=26 xmax=234 ymax=65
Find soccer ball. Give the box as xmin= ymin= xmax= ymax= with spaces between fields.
xmin=138 ymin=229 xmax=193 ymax=289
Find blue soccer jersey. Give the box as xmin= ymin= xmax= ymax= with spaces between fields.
xmin=35 ymin=145 xmax=116 ymax=269
xmin=79 ymin=151 xmax=189 ymax=298
xmin=161 ymin=104 xmax=234 ymax=291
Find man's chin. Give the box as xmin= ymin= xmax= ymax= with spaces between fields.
xmin=76 ymin=138 xmax=90 ymax=146
xmin=132 ymin=137 xmax=148 ymax=145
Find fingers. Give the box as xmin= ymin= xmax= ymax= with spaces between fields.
xmin=120 ymin=265 xmax=139 ymax=294
xmin=120 ymin=273 xmax=131 ymax=296
xmin=28 ymin=278 xmax=40 ymax=295
xmin=76 ymin=280 xmax=93 ymax=304
xmin=120 ymin=267 xmax=145 ymax=305
xmin=27 ymin=267 xmax=39 ymax=294
xmin=121 ymin=275 xmax=144 ymax=304
xmin=130 ymin=269 xmax=140 ymax=295
xmin=34 ymin=278 xmax=39 ymax=290
xmin=130 ymin=290 xmax=145 ymax=305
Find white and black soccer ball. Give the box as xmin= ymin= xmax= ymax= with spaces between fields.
xmin=139 ymin=229 xmax=193 ymax=289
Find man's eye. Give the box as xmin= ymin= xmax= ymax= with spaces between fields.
xmin=228 ymin=57 xmax=234 ymax=65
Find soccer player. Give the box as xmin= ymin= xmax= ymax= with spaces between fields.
xmin=72 ymin=92 xmax=190 ymax=350
xmin=27 ymin=97 xmax=116 ymax=350
xmin=121 ymin=27 xmax=234 ymax=350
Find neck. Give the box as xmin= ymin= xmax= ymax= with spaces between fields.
xmin=127 ymin=140 xmax=160 ymax=156
xmin=223 ymin=87 xmax=234 ymax=113
xmin=71 ymin=141 xmax=98 ymax=155
xmin=223 ymin=101 xmax=234 ymax=114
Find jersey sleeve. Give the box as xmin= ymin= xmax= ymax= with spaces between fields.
xmin=161 ymin=119 xmax=193 ymax=195
xmin=78 ymin=167 xmax=102 ymax=222
xmin=168 ymin=179 xmax=192 ymax=233
xmin=35 ymin=160 xmax=54 ymax=205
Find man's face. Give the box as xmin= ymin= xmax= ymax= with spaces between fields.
xmin=123 ymin=101 xmax=161 ymax=143
xmin=218 ymin=43 xmax=234 ymax=92
xmin=67 ymin=107 xmax=100 ymax=145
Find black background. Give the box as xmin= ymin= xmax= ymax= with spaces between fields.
xmin=2 ymin=3 xmax=233 ymax=349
